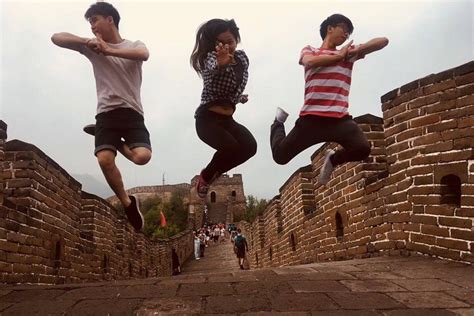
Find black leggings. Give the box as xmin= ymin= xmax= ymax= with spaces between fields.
xmin=271 ymin=115 xmax=370 ymax=166
xmin=196 ymin=110 xmax=257 ymax=182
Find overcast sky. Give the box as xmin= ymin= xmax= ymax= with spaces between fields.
xmin=1 ymin=0 xmax=473 ymax=200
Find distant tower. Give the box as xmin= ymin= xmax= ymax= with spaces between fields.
xmin=162 ymin=173 xmax=165 ymax=186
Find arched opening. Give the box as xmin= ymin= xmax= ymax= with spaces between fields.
xmin=440 ymin=175 xmax=461 ymax=207
xmin=336 ymin=212 xmax=344 ymax=241
xmin=210 ymin=192 xmax=216 ymax=203
xmin=231 ymin=190 xmax=236 ymax=197
xmin=269 ymin=247 xmax=273 ymax=261
xmin=128 ymin=262 xmax=133 ymax=277
xmin=290 ymin=233 xmax=297 ymax=251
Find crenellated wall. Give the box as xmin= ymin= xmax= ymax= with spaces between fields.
xmin=0 ymin=134 xmax=194 ymax=284
xmin=247 ymin=61 xmax=474 ymax=268
xmin=106 ymin=183 xmax=192 ymax=206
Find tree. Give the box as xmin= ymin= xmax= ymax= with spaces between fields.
xmin=234 ymin=195 xmax=268 ymax=223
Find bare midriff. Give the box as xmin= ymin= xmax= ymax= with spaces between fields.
xmin=208 ymin=104 xmax=234 ymax=116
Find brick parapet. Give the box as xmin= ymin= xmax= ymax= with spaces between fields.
xmin=246 ymin=61 xmax=474 ymax=267
xmin=0 ymin=139 xmax=194 ymax=284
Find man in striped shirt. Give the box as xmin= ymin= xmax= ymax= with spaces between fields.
xmin=270 ymin=14 xmax=389 ymax=185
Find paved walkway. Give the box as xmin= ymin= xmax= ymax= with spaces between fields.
xmin=181 ymin=236 xmax=242 ymax=275
xmin=0 ymin=239 xmax=473 ymax=315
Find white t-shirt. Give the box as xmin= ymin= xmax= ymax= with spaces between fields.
xmin=78 ymin=39 xmax=146 ymax=116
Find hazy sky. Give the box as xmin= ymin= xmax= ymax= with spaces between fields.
xmin=1 ymin=0 xmax=473 ymax=200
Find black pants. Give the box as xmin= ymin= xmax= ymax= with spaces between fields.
xmin=270 ymin=115 xmax=370 ymax=166
xmin=196 ymin=110 xmax=257 ymax=182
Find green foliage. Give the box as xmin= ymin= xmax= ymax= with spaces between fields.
xmin=140 ymin=191 xmax=188 ymax=239
xmin=151 ymin=223 xmax=181 ymax=239
xmin=235 ymin=195 xmax=268 ymax=223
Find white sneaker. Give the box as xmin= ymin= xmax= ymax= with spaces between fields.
xmin=319 ymin=149 xmax=335 ymax=185
xmin=275 ymin=107 xmax=289 ymax=123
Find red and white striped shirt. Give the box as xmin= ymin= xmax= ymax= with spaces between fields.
xmin=299 ymin=45 xmax=359 ymax=118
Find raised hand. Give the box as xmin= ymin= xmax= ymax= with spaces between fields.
xmin=86 ymin=38 xmax=101 ymax=54
xmin=338 ymin=40 xmax=353 ymax=60
xmin=215 ymin=42 xmax=234 ymax=66
xmin=94 ymin=33 xmax=110 ymax=55
xmin=347 ymin=44 xmax=364 ymax=60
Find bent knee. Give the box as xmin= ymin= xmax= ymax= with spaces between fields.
xmin=133 ymin=152 xmax=152 ymax=165
xmin=97 ymin=152 xmax=116 ymax=169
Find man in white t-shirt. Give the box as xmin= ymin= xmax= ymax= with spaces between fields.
xmin=51 ymin=2 xmax=151 ymax=231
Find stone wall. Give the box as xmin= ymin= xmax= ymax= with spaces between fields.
xmin=247 ymin=61 xmax=474 ymax=268
xmin=188 ymin=174 xmax=246 ymax=228
xmin=0 ymin=135 xmax=194 ymax=284
xmin=106 ymin=183 xmax=191 ymax=206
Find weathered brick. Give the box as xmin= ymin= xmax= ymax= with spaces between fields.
xmin=410 ymin=114 xmax=441 ymax=128
xmin=412 ymin=215 xmax=437 ymax=225
xmin=456 ymin=83 xmax=474 ymax=98
xmin=410 ymin=233 xmax=436 ymax=245
xmin=422 ymin=100 xmax=456 ymax=114
xmin=407 ymin=93 xmax=440 ymax=110
xmin=425 ymin=205 xmax=455 ymax=216
xmin=430 ymin=246 xmax=462 ymax=260
xmin=420 ymin=224 xmax=450 ymax=237
xmin=438 ymin=217 xmax=472 ymax=229
xmin=436 ymin=238 xmax=469 ymax=251
xmin=386 ymin=212 xmax=410 ymax=223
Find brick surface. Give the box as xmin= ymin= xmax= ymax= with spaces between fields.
xmin=289 ymin=280 xmax=349 ymax=293
xmin=0 ymin=250 xmax=473 ymax=314
xmin=387 ymin=292 xmax=469 ymax=308
xmin=391 ymin=279 xmax=462 ymax=292
xmin=340 ymin=280 xmax=406 ymax=292
xmin=327 ymin=292 xmax=404 ymax=309
xmin=270 ymin=293 xmax=338 ymax=311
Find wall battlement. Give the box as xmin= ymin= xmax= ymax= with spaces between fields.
xmin=0 ymin=134 xmax=193 ymax=285
xmin=244 ymin=61 xmax=474 ymax=268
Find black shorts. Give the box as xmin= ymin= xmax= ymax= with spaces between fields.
xmin=94 ymin=108 xmax=152 ymax=156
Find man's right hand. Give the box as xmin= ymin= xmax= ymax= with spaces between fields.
xmin=86 ymin=37 xmax=105 ymax=55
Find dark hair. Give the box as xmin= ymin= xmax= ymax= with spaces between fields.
xmin=237 ymin=228 xmax=241 ymax=233
xmin=320 ymin=14 xmax=353 ymax=40
xmin=190 ymin=19 xmax=241 ymax=76
xmin=84 ymin=2 xmax=120 ymax=30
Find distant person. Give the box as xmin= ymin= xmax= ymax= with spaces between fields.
xmin=194 ymin=232 xmax=201 ymax=260
xmin=270 ymin=14 xmax=389 ymax=184
xmin=190 ymin=18 xmax=257 ymax=198
xmin=171 ymin=248 xmax=181 ymax=275
xmin=233 ymin=228 xmax=248 ymax=270
xmin=51 ymin=2 xmax=152 ymax=231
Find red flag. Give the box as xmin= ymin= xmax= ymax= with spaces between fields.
xmin=160 ymin=211 xmax=167 ymax=227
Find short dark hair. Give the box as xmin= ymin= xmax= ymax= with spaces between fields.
xmin=84 ymin=2 xmax=120 ymax=29
xmin=190 ymin=19 xmax=241 ymax=76
xmin=237 ymin=228 xmax=242 ymax=233
xmin=320 ymin=14 xmax=353 ymax=40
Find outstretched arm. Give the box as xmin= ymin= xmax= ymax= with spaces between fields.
xmin=348 ymin=37 xmax=389 ymax=60
xmin=51 ymin=32 xmax=90 ymax=52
